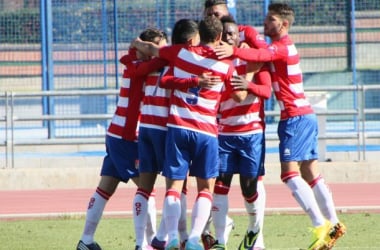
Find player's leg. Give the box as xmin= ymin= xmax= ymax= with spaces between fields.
xmin=186 ymin=133 xmax=218 ymax=250
xmin=253 ymin=176 xmax=266 ymax=250
xmin=279 ymin=115 xmax=332 ymax=250
xmin=78 ymin=136 xmax=139 ymax=250
xmin=135 ymin=127 xmax=167 ymax=249
xmin=211 ymin=173 xmax=233 ymax=247
xmin=186 ymin=177 xmax=216 ymax=250
xmin=301 ymin=160 xmax=346 ymax=248
xmin=161 ymin=127 xmax=189 ymax=249
xmin=133 ymin=172 xmax=157 ymax=249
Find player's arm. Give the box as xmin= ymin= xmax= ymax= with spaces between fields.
xmin=130 ymin=37 xmax=159 ymax=57
xmin=215 ymin=41 xmax=285 ymax=62
xmin=241 ymin=25 xmax=268 ymax=49
xmin=230 ymin=65 xmax=271 ymax=100
xmin=246 ymin=65 xmax=272 ymax=99
xmin=135 ymin=57 xmax=168 ymax=77
xmin=160 ymin=72 xmax=221 ymax=90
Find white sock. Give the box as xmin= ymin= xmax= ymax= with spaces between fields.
xmin=254 ymin=180 xmax=266 ymax=248
xmin=146 ymin=192 xmax=157 ymax=244
xmin=133 ymin=188 xmax=149 ymax=247
xmin=285 ymin=175 xmax=325 ymax=227
xmin=188 ymin=191 xmax=212 ymax=244
xmin=155 ymin=218 xmax=168 ymax=242
xmin=244 ymin=192 xmax=260 ymax=233
xmin=311 ymin=177 xmax=339 ymax=224
xmin=81 ymin=188 xmax=110 ymax=244
xmin=212 ymin=193 xmax=228 ymax=244
xmin=163 ymin=189 xmax=181 ymax=243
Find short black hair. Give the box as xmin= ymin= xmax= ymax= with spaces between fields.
xmin=268 ymin=3 xmax=295 ymax=26
xmin=139 ymin=28 xmax=167 ymax=43
xmin=204 ymin=0 xmax=227 ymax=9
xmin=220 ymin=14 xmax=236 ymax=25
xmin=171 ymin=19 xmax=199 ymax=45
xmin=199 ymin=16 xmax=223 ymax=43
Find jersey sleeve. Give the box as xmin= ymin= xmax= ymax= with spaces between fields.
xmin=233 ymin=44 xmax=287 ymax=62
xmin=135 ymin=57 xmax=168 ymax=77
xmin=240 ymin=25 xmax=268 ymax=49
xmin=160 ymin=75 xmax=198 ymax=90
xmin=247 ymin=65 xmax=272 ymax=99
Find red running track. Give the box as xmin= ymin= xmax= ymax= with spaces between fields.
xmin=1 ymin=183 xmax=379 ymax=219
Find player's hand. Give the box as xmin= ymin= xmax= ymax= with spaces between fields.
xmin=130 ymin=37 xmax=142 ymax=49
xmin=215 ymin=41 xmax=234 ymax=59
xmin=231 ymin=75 xmax=249 ymax=90
xmin=198 ymin=72 xmax=221 ymax=88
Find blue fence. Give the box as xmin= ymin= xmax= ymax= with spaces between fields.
xmin=0 ymin=0 xmax=379 ymax=139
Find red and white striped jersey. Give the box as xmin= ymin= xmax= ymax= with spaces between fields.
xmin=218 ymin=58 xmax=271 ymax=135
xmin=159 ymin=44 xmax=236 ymax=137
xmin=106 ymin=64 xmax=144 ymax=141
xmin=107 ymin=50 xmax=166 ymax=141
xmin=233 ymin=35 xmax=313 ymax=120
xmin=139 ymin=66 xmax=171 ymax=131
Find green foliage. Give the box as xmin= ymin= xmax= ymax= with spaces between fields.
xmin=0 ymin=213 xmax=379 ymax=249
xmin=0 ymin=0 xmax=379 ymax=44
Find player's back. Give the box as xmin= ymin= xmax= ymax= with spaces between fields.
xmin=167 ymin=45 xmax=235 ymax=136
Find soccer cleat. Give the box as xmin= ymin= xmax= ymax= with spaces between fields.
xmin=185 ymin=241 xmax=204 ymax=250
xmin=151 ymin=237 xmax=167 ymax=250
xmin=201 ymin=232 xmax=216 ymax=250
xmin=326 ymin=222 xmax=347 ymax=249
xmin=237 ymin=230 xmax=260 ymax=250
xmin=165 ymin=239 xmax=180 ymax=250
xmin=209 ymin=241 xmax=227 ymax=249
xmin=76 ymin=240 xmax=102 ymax=250
xmin=307 ymin=221 xmax=332 ymax=250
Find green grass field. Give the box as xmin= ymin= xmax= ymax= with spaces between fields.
xmin=1 ymin=213 xmax=379 ymax=249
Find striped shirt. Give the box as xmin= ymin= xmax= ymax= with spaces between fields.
xmin=159 ymin=44 xmax=236 ymax=137
xmin=139 ymin=66 xmax=171 ymax=131
xmin=218 ymin=58 xmax=271 ymax=135
xmin=233 ymin=35 xmax=313 ymax=120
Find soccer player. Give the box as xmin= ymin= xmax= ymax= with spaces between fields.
xmin=214 ymin=3 xmax=347 ymax=250
xmin=76 ymin=28 xmax=167 ymax=250
xmin=132 ymin=19 xmax=200 ymax=250
xmin=209 ymin=15 xmax=271 ymax=250
xmin=132 ymin=31 xmax=170 ymax=250
xmin=203 ymin=2 xmax=269 ymax=249
xmin=133 ymin=16 xmax=246 ymax=250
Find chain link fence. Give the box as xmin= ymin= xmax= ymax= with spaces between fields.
xmin=0 ymin=0 xmax=379 ymax=162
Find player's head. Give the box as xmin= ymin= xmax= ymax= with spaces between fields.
xmin=139 ymin=28 xmax=167 ymax=46
xmin=220 ymin=15 xmax=240 ymax=47
xmin=171 ymin=19 xmax=200 ymax=45
xmin=138 ymin=28 xmax=167 ymax=59
xmin=199 ymin=16 xmax=223 ymax=44
xmin=264 ymin=3 xmax=295 ymax=39
xmin=204 ymin=0 xmax=229 ymax=19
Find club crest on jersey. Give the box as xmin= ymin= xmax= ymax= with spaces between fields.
xmin=186 ymin=86 xmax=200 ymax=105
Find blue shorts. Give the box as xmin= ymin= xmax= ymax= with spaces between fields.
xmin=138 ymin=127 xmax=166 ymax=173
xmin=100 ymin=135 xmax=139 ymax=182
xmin=278 ymin=114 xmax=319 ymax=162
xmin=163 ymin=127 xmax=219 ymax=180
xmin=218 ymin=133 xmax=265 ymax=178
